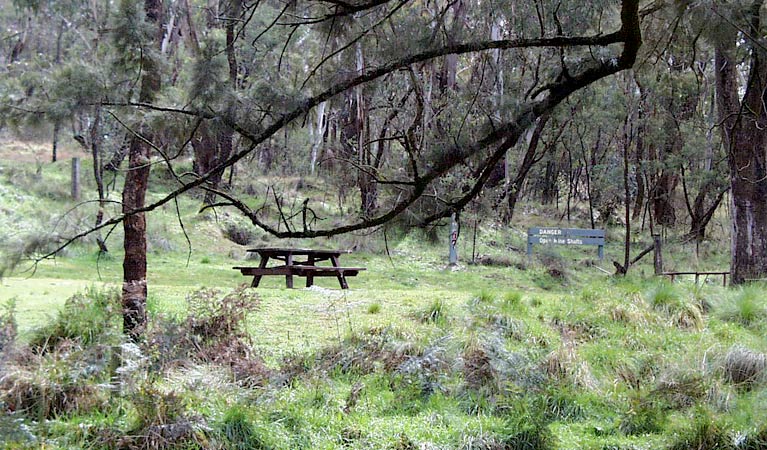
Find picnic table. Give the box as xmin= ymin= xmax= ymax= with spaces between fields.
xmin=233 ymin=247 xmax=366 ymax=289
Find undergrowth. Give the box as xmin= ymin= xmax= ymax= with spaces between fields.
xmin=3 ymin=272 xmax=767 ymax=448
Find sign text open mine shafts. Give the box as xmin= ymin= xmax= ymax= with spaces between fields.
xmin=527 ymin=228 xmax=605 ymax=260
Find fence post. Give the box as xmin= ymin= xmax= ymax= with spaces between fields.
xmin=653 ymin=234 xmax=663 ymax=275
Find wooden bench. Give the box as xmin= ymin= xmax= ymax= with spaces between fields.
xmin=661 ymin=271 xmax=729 ymax=286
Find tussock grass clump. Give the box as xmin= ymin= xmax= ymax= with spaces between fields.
xmin=606 ymin=301 xmax=651 ymax=326
xmin=290 ymin=327 xmax=429 ymax=378
xmin=28 ymin=286 xmax=120 ymax=353
xmin=652 ymin=369 xmax=709 ymax=410
xmin=666 ymin=407 xmax=734 ymax=450
xmin=493 ymin=396 xmax=558 ymax=450
xmin=544 ymin=343 xmax=596 ymax=389
xmin=218 ymin=405 xmax=273 ymax=450
xmin=648 ymin=281 xmax=682 ymax=311
xmin=719 ymin=286 xmax=766 ymax=326
xmin=739 ymin=424 xmax=767 ymax=449
xmin=646 ymin=281 xmax=703 ymax=329
xmin=475 ymin=289 xmax=495 ymax=304
xmin=721 ymin=345 xmax=766 ymax=388
xmin=503 ymin=290 xmax=523 ymax=308
xmin=367 ymin=302 xmax=381 ymax=314
xmin=416 ymin=298 xmax=449 ymax=325
xmin=618 ymin=393 xmax=665 ymax=436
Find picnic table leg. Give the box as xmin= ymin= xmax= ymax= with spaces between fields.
xmin=306 ymin=255 xmax=315 ymax=288
xmin=331 ymin=255 xmax=349 ymax=289
xmin=285 ymin=254 xmax=294 ymax=288
xmin=252 ymin=256 xmax=269 ymax=287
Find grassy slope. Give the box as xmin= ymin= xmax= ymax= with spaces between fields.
xmin=1 ymin=144 xmax=766 ymax=449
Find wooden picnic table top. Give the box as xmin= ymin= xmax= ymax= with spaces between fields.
xmin=246 ymin=247 xmax=352 ymax=256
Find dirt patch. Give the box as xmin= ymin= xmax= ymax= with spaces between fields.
xmin=0 ymin=134 xmax=84 ymax=163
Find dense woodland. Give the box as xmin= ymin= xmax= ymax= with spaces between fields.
xmin=1 ymin=0 xmax=767 ymax=337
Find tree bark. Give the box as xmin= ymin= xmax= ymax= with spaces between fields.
xmin=505 ymin=113 xmax=550 ymax=222
xmin=716 ymin=3 xmax=767 ymax=284
xmin=122 ymin=0 xmax=162 ymax=340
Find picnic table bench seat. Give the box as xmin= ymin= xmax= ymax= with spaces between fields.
xmin=233 ymin=265 xmax=292 ymax=276
xmin=290 ymin=265 xmax=366 ymax=276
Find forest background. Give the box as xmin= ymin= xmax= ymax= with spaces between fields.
xmin=2 ymin=0 xmax=767 ymax=449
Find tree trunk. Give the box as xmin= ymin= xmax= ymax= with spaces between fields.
xmin=650 ymin=117 xmax=680 ymax=227
xmin=194 ymin=0 xmax=238 ymax=205
xmin=122 ymin=0 xmax=162 ymax=340
xmin=505 ymin=113 xmax=550 ymax=222
xmin=716 ymin=4 xmax=767 ymax=284
xmin=541 ymin=159 xmax=558 ymax=205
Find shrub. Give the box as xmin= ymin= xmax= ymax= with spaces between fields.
xmin=144 ymin=287 xmax=270 ymax=385
xmin=96 ymin=382 xmax=209 ymax=450
xmin=1 ymin=346 xmax=112 ymax=420
xmin=222 ymin=221 xmax=256 ymax=245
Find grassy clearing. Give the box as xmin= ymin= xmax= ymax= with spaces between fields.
xmin=1 ymin=144 xmax=764 ymax=449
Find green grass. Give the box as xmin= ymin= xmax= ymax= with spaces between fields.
xmin=2 ymin=150 xmax=766 ymax=449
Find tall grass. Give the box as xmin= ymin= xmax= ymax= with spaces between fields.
xmin=719 ymin=286 xmax=766 ymax=326
xmin=647 ymin=281 xmax=703 ymax=329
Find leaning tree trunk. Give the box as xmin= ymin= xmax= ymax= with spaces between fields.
xmin=506 ymin=113 xmax=551 ymax=222
xmin=122 ymin=0 xmax=162 ymax=340
xmin=716 ymin=4 xmax=767 ymax=284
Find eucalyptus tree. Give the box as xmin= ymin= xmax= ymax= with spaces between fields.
xmin=19 ymin=0 xmax=643 ymax=337
xmin=708 ymin=1 xmax=767 ymax=284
